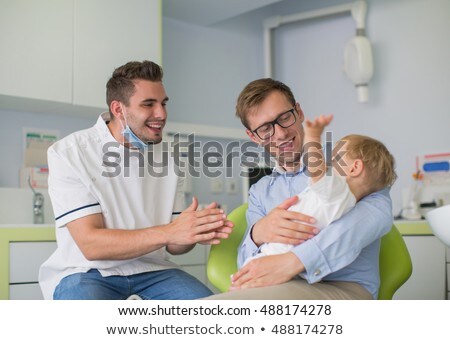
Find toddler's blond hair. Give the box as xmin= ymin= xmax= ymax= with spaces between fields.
xmin=340 ymin=134 xmax=397 ymax=191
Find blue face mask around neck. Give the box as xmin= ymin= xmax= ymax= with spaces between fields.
xmin=120 ymin=103 xmax=148 ymax=149
xmin=121 ymin=125 xmax=148 ymax=149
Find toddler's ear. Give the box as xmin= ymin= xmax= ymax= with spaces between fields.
xmin=349 ymin=159 xmax=365 ymax=177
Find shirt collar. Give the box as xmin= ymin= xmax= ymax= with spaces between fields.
xmin=94 ymin=112 xmax=117 ymax=144
xmin=265 ymin=162 xmax=306 ymax=186
xmin=273 ymin=161 xmax=306 ymax=176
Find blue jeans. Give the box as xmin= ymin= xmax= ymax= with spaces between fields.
xmin=53 ymin=269 xmax=212 ymax=300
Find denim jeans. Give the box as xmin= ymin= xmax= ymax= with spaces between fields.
xmin=53 ymin=268 xmax=213 ymax=300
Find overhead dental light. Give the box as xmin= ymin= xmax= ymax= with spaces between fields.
xmin=343 ymin=1 xmax=373 ymax=103
xmin=263 ymin=0 xmax=374 ymax=102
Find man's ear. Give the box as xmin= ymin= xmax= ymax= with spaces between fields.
xmin=246 ymin=129 xmax=260 ymax=145
xmin=110 ymin=100 xmax=124 ymax=120
xmin=295 ymin=103 xmax=304 ymax=123
xmin=349 ymin=159 xmax=364 ymax=177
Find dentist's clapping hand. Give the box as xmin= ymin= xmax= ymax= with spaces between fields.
xmin=165 ymin=197 xmax=233 ymax=254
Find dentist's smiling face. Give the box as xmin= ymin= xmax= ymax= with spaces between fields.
xmin=246 ymin=90 xmax=305 ymax=169
xmin=122 ymin=79 xmax=168 ymax=144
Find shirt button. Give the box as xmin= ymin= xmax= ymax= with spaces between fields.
xmin=314 ymin=269 xmax=321 ymax=276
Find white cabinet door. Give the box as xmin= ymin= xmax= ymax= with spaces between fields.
xmin=0 ymin=0 xmax=161 ymax=114
xmin=394 ymin=236 xmax=446 ymax=300
xmin=9 ymin=241 xmax=57 ymax=283
xmin=73 ymin=0 xmax=162 ymax=109
xmin=9 ymin=283 xmax=44 ymax=300
xmin=0 ymin=0 xmax=73 ymax=103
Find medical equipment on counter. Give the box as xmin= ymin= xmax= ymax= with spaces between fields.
xmin=399 ymin=153 xmax=450 ymax=220
xmin=400 ymin=171 xmax=423 ymax=220
xmin=417 ymin=153 xmax=450 ymax=204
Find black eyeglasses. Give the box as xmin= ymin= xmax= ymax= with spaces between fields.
xmin=251 ymin=108 xmax=297 ymax=140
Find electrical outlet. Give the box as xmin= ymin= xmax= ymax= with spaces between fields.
xmin=210 ymin=179 xmax=223 ymax=194
xmin=226 ymin=179 xmax=238 ymax=194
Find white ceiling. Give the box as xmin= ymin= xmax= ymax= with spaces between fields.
xmin=162 ymin=0 xmax=285 ymax=26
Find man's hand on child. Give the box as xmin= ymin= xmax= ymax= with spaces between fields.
xmin=229 ymin=253 xmax=304 ymax=290
xmin=250 ymin=196 xmax=319 ymax=247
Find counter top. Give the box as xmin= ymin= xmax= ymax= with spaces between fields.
xmin=0 ymin=224 xmax=54 ymax=229
xmin=0 ymin=225 xmax=55 ymax=241
xmin=394 ymin=219 xmax=433 ymax=236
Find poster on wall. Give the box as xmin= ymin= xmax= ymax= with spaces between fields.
xmin=20 ymin=127 xmax=60 ymax=188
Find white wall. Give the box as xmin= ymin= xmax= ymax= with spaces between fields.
xmin=1 ymin=0 xmax=448 ymax=214
xmin=0 ymin=109 xmax=93 ymax=187
xmin=163 ymin=12 xmax=275 ymax=209
xmin=162 ymin=10 xmax=271 ymax=129
xmin=271 ymin=0 xmax=450 ymax=213
xmin=163 ymin=0 xmax=450 ymax=214
xmin=183 ymin=136 xmax=247 ymax=213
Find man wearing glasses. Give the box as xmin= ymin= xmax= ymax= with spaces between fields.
xmin=208 ymin=78 xmax=392 ymax=299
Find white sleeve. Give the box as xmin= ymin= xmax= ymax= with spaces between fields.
xmin=306 ymin=175 xmax=356 ymax=228
xmin=48 ymin=147 xmax=102 ymax=228
xmin=308 ymin=175 xmax=349 ymax=201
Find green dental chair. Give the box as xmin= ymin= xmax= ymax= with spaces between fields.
xmin=207 ymin=203 xmax=412 ymax=300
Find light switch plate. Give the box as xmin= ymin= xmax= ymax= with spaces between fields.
xmin=210 ymin=179 xmax=223 ymax=193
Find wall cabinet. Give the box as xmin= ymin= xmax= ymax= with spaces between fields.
xmin=0 ymin=0 xmax=73 ymax=104
xmin=73 ymin=0 xmax=162 ymax=109
xmin=394 ymin=221 xmax=447 ymax=300
xmin=0 ymin=0 xmax=161 ymax=115
xmin=9 ymin=241 xmax=57 ymax=299
xmin=0 ymin=226 xmax=56 ymax=300
xmin=394 ymin=235 xmax=446 ymax=300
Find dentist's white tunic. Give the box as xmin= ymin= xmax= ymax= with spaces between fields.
xmin=39 ymin=113 xmax=183 ymax=299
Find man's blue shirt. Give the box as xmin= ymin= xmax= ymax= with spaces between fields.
xmin=238 ymin=168 xmax=393 ymax=299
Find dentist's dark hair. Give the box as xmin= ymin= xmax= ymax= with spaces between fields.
xmin=106 ymin=60 xmax=163 ymax=114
